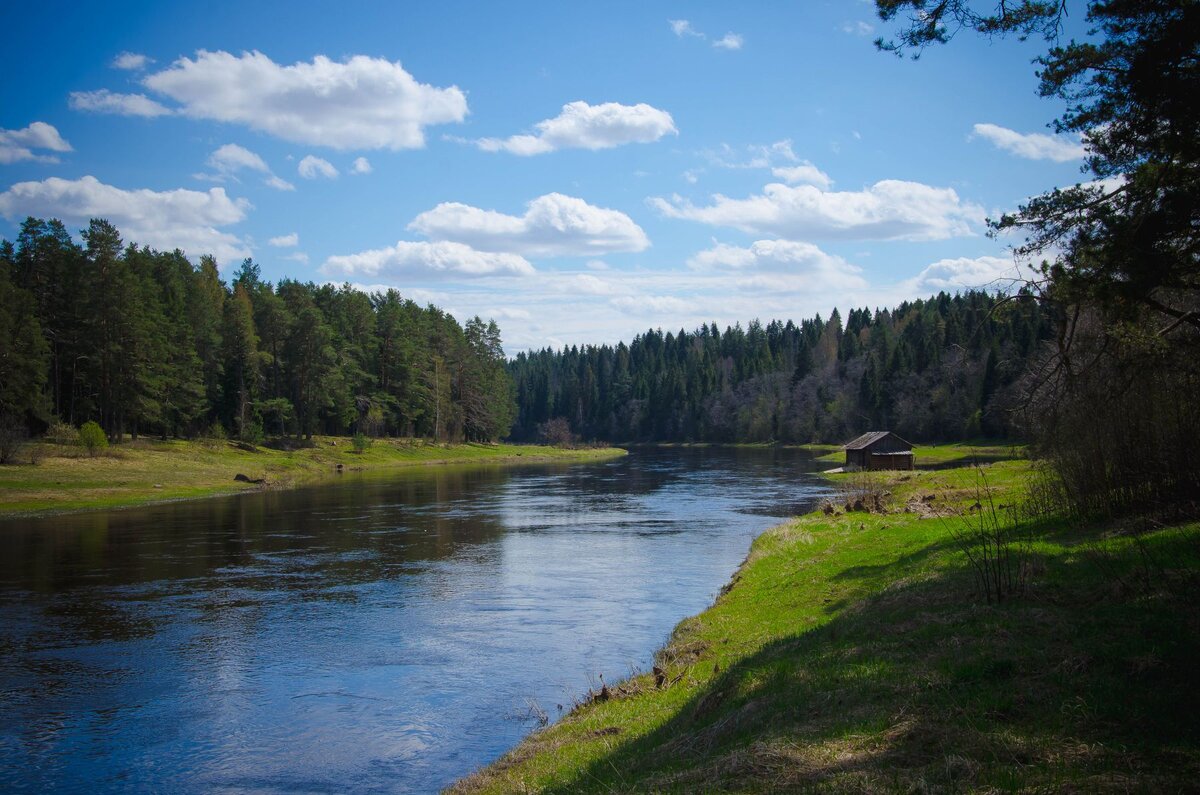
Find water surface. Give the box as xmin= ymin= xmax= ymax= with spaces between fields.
xmin=0 ymin=447 xmax=830 ymax=793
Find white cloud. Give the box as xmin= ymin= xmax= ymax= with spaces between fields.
xmin=139 ymin=50 xmax=467 ymax=149
xmin=475 ymin=101 xmax=676 ymax=155
xmin=0 ymin=122 xmax=73 ymax=164
xmin=298 ymin=155 xmax=338 ymax=179
xmin=688 ymin=239 xmax=867 ymax=290
xmin=971 ymin=123 xmax=1086 ymax=162
xmin=209 ymin=143 xmax=269 ymax=175
xmin=651 ymin=178 xmax=982 ymax=241
xmin=409 ymin=192 xmax=650 ymax=257
xmin=573 ymin=273 xmax=619 ymax=295
xmin=322 ymin=240 xmax=535 ymax=279
xmin=351 ymin=156 xmax=372 ymax=174
xmin=202 ymin=143 xmax=294 ymax=191
xmin=611 ymin=295 xmax=693 ymax=315
xmin=712 ymin=33 xmax=744 ymax=50
xmin=264 ymin=175 xmax=296 ymax=191
xmin=112 ymin=52 xmax=152 ymax=71
xmin=0 ymin=175 xmax=250 ymax=263
xmin=486 ymin=307 xmax=532 ymax=321
xmin=669 ymin=19 xmax=703 ymax=38
xmin=69 ymin=89 xmax=173 ymax=118
xmin=269 ymin=233 xmax=299 ymax=247
xmin=704 ymin=139 xmax=798 ymax=170
xmin=283 ymin=252 xmax=310 ymax=264
xmin=842 ymin=21 xmax=875 ymax=36
xmin=770 ymin=162 xmax=832 ymax=189
xmin=908 ymin=255 xmax=1025 ymax=293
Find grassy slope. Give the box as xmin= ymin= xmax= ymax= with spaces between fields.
xmin=0 ymin=438 xmax=625 ymax=517
xmin=453 ymin=448 xmax=1200 ymax=793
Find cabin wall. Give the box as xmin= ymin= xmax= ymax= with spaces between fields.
xmin=868 ymin=453 xmax=914 ymax=471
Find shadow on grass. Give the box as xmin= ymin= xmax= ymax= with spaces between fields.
xmin=538 ymin=530 xmax=1200 ymax=793
xmin=917 ymin=452 xmax=1022 ymax=471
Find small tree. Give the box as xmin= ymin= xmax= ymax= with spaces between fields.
xmin=537 ymin=417 xmax=577 ymax=447
xmin=351 ymin=432 xmax=372 ymax=453
xmin=79 ymin=421 xmax=108 ymax=457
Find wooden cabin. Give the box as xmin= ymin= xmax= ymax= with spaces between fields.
xmin=842 ymin=431 xmax=914 ymax=471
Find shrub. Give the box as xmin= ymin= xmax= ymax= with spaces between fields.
xmin=351 ymin=432 xmax=372 ymax=453
xmin=78 ymin=421 xmax=108 ymax=457
xmin=951 ymin=468 xmax=1033 ymax=604
xmin=536 ymin=417 xmax=577 ymax=447
xmin=45 ymin=420 xmax=78 ymax=446
xmin=0 ymin=416 xmax=28 ymax=465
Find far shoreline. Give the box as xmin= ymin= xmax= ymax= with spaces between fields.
xmin=0 ymin=438 xmax=627 ymax=521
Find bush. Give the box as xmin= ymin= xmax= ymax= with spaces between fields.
xmin=0 ymin=416 xmax=28 ymax=465
xmin=78 ymin=421 xmax=108 ymax=456
xmin=45 ymin=420 xmax=78 ymax=446
xmin=536 ymin=417 xmax=577 ymax=447
xmin=951 ymin=468 xmax=1033 ymax=604
xmin=351 ymin=432 xmax=372 ymax=453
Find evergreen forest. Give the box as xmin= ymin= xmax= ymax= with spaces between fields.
xmin=508 ymin=293 xmax=1056 ymax=444
xmin=3 ymin=214 xmax=1062 ymax=449
xmin=0 ymin=217 xmax=515 ymax=444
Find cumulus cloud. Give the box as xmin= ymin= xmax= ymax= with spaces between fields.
xmin=688 ymin=239 xmax=867 ymax=290
xmin=409 ymin=192 xmax=650 ymax=257
xmin=134 ymin=50 xmax=467 ymax=149
xmin=0 ymin=122 xmax=73 ymax=164
xmin=69 ymin=89 xmax=173 ymax=118
xmin=712 ymin=33 xmax=744 ymax=50
xmin=209 ymin=143 xmax=269 ymax=174
xmin=475 ymin=101 xmax=677 ymax=155
xmin=351 ymin=156 xmax=372 ymax=174
xmin=200 ymin=143 xmax=294 ymax=190
xmin=298 ymin=155 xmax=338 ymax=179
xmin=651 ymin=178 xmax=982 ymax=241
xmin=269 ymin=233 xmax=299 ymax=247
xmin=770 ymin=162 xmax=832 ymax=189
xmin=322 ymin=240 xmax=535 ymax=279
xmin=971 ymin=123 xmax=1086 ymax=162
xmin=112 ymin=52 xmax=152 ymax=71
xmin=0 ymin=175 xmax=250 ymax=263
xmin=909 ymin=255 xmax=1025 ymax=293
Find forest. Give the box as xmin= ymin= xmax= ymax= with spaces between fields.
xmin=509 ymin=291 xmax=1056 ymax=445
xmin=1 ymin=213 xmax=1058 ymax=451
xmin=0 ymin=217 xmax=515 ymax=444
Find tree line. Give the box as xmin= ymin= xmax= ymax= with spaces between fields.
xmin=0 ymin=217 xmax=515 ymax=444
xmin=509 ymin=290 xmax=1057 ymax=444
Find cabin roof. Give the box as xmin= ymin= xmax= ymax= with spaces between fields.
xmin=842 ymin=431 xmax=912 ymax=451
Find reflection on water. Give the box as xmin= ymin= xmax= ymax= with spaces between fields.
xmin=0 ymin=447 xmax=830 ymax=793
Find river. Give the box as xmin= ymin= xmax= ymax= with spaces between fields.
xmin=0 ymin=446 xmax=831 ymax=793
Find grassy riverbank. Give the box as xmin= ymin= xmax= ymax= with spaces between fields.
xmin=453 ymin=447 xmax=1200 ymax=792
xmin=0 ymin=438 xmax=625 ymax=518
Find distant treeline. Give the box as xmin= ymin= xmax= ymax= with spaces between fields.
xmin=509 ymin=291 xmax=1057 ymax=444
xmin=0 ymin=217 xmax=515 ymax=442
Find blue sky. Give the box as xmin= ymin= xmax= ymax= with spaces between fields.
xmin=0 ymin=1 xmax=1090 ymax=351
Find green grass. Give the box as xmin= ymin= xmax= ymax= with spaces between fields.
xmin=452 ymin=452 xmax=1200 ymax=793
xmin=0 ymin=437 xmax=625 ymax=518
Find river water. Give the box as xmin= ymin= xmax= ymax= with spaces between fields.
xmin=0 ymin=447 xmax=831 ymax=793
